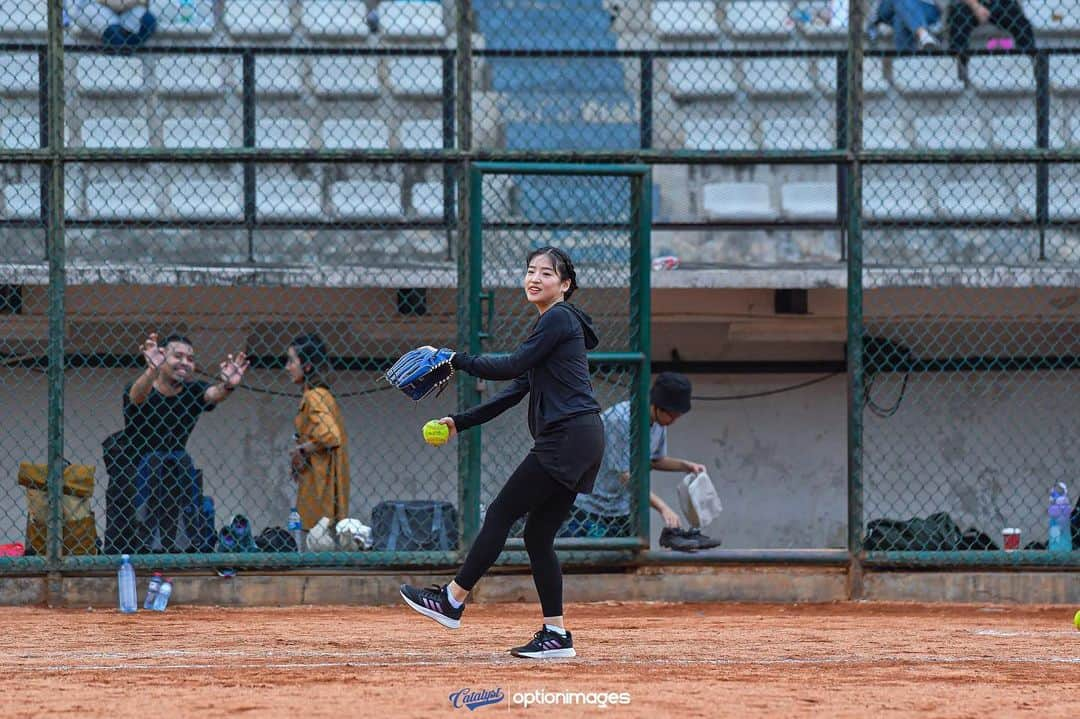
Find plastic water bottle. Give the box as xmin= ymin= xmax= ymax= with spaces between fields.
xmin=152 ymin=578 xmax=173 ymax=611
xmin=117 ymin=554 xmax=137 ymax=614
xmin=178 ymin=0 xmax=196 ymax=23
xmin=1048 ymin=482 xmax=1072 ymax=552
xmin=143 ymin=571 xmax=163 ymax=610
xmin=288 ymin=508 xmax=303 ymax=552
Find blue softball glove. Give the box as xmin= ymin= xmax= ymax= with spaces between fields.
xmin=385 ymin=346 xmax=456 ymax=401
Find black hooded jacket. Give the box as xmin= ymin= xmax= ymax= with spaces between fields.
xmin=450 ymin=302 xmax=601 ymax=438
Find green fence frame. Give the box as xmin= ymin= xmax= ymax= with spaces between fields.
xmin=0 ymin=1 xmax=1078 ymax=581
xmin=467 ymin=162 xmax=652 ymax=551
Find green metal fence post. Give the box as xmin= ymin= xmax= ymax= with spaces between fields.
xmin=631 ymin=171 xmax=653 ymax=547
xmin=44 ymin=0 xmax=67 ymax=601
xmin=845 ymin=0 xmax=866 ymax=599
xmin=460 ymin=165 xmax=485 ymax=547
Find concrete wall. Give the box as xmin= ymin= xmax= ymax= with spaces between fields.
xmin=3 ymin=369 xmax=1078 ymax=553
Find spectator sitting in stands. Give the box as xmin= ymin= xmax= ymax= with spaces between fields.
xmin=69 ymin=0 xmax=157 ymax=52
xmin=103 ymin=332 xmax=248 ymax=554
xmin=946 ymin=0 xmax=1036 ymax=57
xmin=560 ymin=372 xmax=720 ymax=550
xmin=867 ymin=0 xmax=943 ymax=50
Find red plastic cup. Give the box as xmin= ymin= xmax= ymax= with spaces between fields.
xmin=1002 ymin=528 xmax=1021 ymax=551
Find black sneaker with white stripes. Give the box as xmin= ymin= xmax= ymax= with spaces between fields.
xmin=510 ymin=626 xmax=576 ymax=659
xmin=399 ymin=583 xmax=464 ymax=629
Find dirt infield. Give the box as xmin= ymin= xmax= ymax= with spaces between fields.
xmin=2 ymin=600 xmax=1080 ymax=718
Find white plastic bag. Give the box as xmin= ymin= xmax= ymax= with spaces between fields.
xmin=336 ymin=518 xmax=373 ymax=551
xmin=306 ymin=517 xmax=336 ymax=552
xmin=677 ymin=471 xmax=723 ymax=529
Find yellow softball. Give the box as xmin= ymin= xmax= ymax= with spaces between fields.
xmin=422 ymin=420 xmax=450 ymax=447
xmin=1074 ymin=609 xmax=1080 ymax=631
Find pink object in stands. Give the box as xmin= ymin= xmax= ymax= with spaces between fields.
xmin=986 ymin=37 xmax=1015 ymax=51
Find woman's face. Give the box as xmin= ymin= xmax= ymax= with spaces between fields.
xmin=524 ymin=253 xmax=569 ymax=307
xmin=285 ymin=346 xmax=305 ymax=385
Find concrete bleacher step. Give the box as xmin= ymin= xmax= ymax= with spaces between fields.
xmin=937 ymin=180 xmax=1019 ymax=220
xmin=321 ymin=119 xmax=391 ymax=150
xmin=76 ymin=56 xmax=145 ymax=95
xmin=411 ymin=182 xmax=445 ymax=218
xmin=398 ymin=119 xmax=445 ymax=149
xmin=1029 ymin=2 xmax=1080 ymax=33
xmin=1 ymin=116 xmax=38 ymax=150
xmin=163 ymin=117 xmax=234 ymax=148
xmin=514 ymin=174 xmax=631 ymax=223
xmin=84 ymin=178 xmax=161 ymax=219
xmin=892 ymin=57 xmax=964 ymax=95
xmin=311 ymin=56 xmax=381 ymax=97
xmin=968 ymin=56 xmax=1035 ymax=94
xmin=224 ymin=0 xmax=294 ymax=37
xmin=1050 ymin=56 xmax=1080 ymax=92
xmin=0 ymin=53 xmax=38 ymax=94
xmin=741 ymin=58 xmax=814 ymax=96
xmin=256 ymin=56 xmax=307 ymax=95
xmin=864 ymin=115 xmax=909 ymax=150
xmin=914 ymin=115 xmax=985 ymax=150
xmin=780 ymin=182 xmax=837 ymax=220
xmin=682 ymin=117 xmax=756 ymax=150
xmin=504 ymin=121 xmax=637 ymax=150
xmin=651 ymin=1 xmax=720 ymax=38
xmin=376 ymin=1 xmax=448 ymax=39
xmin=723 ymin=1 xmax=793 ymax=38
xmin=331 ymin=181 xmax=404 ymax=219
xmin=256 ymin=174 xmax=323 ymax=220
xmin=156 ymin=55 xmax=231 ymax=96
xmin=490 ymin=58 xmax=627 ymax=93
xmin=760 ymin=116 xmax=834 ymax=150
xmin=814 ymin=57 xmax=888 ymax=95
xmin=387 ymin=56 xmax=445 ymax=96
xmin=80 ymin=117 xmax=150 ymax=148
xmin=0 ymin=0 xmax=46 ymax=34
xmin=488 ymin=30 xmax=617 ymax=50
xmin=168 ymin=178 xmax=243 ymax=220
xmin=863 ymin=179 xmax=936 ymax=220
xmin=156 ymin=0 xmax=216 ymax=36
xmin=701 ymin=182 xmax=776 ymax=220
xmin=666 ymin=58 xmax=737 ymax=98
xmin=302 ymin=0 xmax=372 ymax=38
xmin=989 ymin=115 xmax=1064 ymax=149
xmin=256 ymin=118 xmax=314 ymax=149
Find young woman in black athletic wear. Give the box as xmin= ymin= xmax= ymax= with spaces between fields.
xmin=399 ymin=246 xmax=605 ymax=659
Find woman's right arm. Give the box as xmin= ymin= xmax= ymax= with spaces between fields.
xmin=451 ymin=374 xmax=530 ymax=431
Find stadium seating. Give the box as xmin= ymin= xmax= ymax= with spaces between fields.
xmin=1 ymin=0 xmax=1076 ymax=267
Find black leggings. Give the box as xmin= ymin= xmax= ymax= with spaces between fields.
xmin=455 ymin=453 xmax=578 ymax=617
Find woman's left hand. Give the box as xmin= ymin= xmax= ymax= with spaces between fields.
xmin=290 ymin=444 xmax=311 ymax=473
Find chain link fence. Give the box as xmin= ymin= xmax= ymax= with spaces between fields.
xmin=0 ymin=1 xmax=1078 ymax=574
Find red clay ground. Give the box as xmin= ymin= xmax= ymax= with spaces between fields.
xmin=2 ymin=601 xmax=1080 ymax=718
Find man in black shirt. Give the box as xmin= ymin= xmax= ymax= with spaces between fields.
xmin=104 ymin=333 xmax=249 ymax=554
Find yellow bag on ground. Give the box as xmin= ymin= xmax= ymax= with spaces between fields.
xmin=17 ymin=463 xmax=98 ymax=555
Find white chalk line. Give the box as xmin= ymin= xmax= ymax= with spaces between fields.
xmin=14 ymin=653 xmax=1080 ymax=674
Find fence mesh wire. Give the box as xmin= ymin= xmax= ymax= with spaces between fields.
xmin=0 ymin=0 xmax=1078 ymax=571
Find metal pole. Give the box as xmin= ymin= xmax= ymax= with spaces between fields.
xmin=631 ymin=171 xmax=653 ymax=548
xmin=845 ymin=0 xmax=866 ymax=600
xmin=45 ymin=0 xmax=67 ymax=604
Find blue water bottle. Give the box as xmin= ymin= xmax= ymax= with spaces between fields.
xmin=288 ymin=507 xmax=303 ymax=552
xmin=152 ymin=577 xmax=173 ymax=611
xmin=143 ymin=571 xmax=163 ymax=610
xmin=117 ymin=554 xmax=137 ymax=614
xmin=1048 ymin=482 xmax=1072 ymax=552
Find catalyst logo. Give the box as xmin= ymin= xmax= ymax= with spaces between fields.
xmin=448 ymin=688 xmax=506 ymax=711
